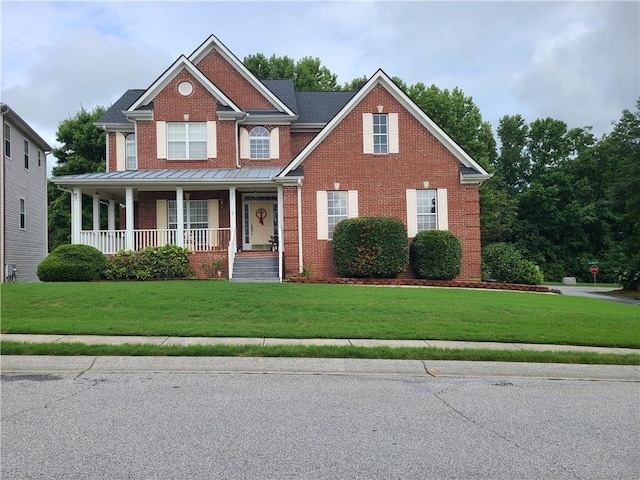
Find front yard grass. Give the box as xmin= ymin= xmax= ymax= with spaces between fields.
xmin=2 ymin=281 xmax=638 ymax=348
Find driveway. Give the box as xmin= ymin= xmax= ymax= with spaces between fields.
xmin=552 ymin=286 xmax=640 ymax=305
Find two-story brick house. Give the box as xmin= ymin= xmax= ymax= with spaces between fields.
xmin=52 ymin=34 xmax=491 ymax=282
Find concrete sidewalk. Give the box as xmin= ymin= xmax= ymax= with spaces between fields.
xmin=2 ymin=333 xmax=639 ymax=355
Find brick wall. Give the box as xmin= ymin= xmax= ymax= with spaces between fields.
xmin=285 ymin=83 xmax=483 ymax=281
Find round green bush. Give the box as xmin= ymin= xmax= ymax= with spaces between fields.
xmin=104 ymin=244 xmax=193 ymax=280
xmin=410 ymin=230 xmax=462 ymax=280
xmin=482 ymin=242 xmax=544 ymax=285
xmin=37 ymin=244 xmax=106 ymax=282
xmin=333 ymin=217 xmax=408 ymax=278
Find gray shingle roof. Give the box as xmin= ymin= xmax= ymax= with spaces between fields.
xmin=294 ymin=91 xmax=356 ymax=124
xmin=97 ymin=90 xmax=145 ymax=124
xmin=261 ymin=79 xmax=297 ymax=114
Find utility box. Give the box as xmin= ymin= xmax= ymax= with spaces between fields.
xmin=5 ymin=264 xmax=17 ymax=282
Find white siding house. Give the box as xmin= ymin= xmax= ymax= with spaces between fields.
xmin=1 ymin=104 xmax=51 ymax=282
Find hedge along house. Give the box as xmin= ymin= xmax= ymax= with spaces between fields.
xmin=52 ymin=34 xmax=491 ymax=282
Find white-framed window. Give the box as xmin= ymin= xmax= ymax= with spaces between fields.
xmin=125 ymin=134 xmax=137 ymax=170
xmin=417 ymin=190 xmax=437 ymax=231
xmin=316 ymin=190 xmax=359 ymax=240
xmin=4 ymin=123 xmax=10 ymax=158
xmin=406 ymin=188 xmax=448 ymax=237
xmin=38 ymin=150 xmax=42 ymax=167
xmin=19 ymin=198 xmax=25 ymax=229
xmin=24 ymin=139 xmax=29 ymax=169
xmin=249 ymin=126 xmax=270 ymax=159
xmin=167 ymin=122 xmax=207 ymax=159
xmin=373 ymin=114 xmax=388 ymax=154
xmin=327 ymin=191 xmax=348 ymax=240
xmin=168 ymin=200 xmax=208 ymax=230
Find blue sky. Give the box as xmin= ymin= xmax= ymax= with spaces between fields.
xmin=2 ymin=0 xmax=638 ymax=172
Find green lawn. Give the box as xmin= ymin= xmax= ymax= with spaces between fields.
xmin=2 ymin=281 xmax=638 ymax=348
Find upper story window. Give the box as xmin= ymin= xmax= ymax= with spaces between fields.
xmin=416 ymin=189 xmax=437 ymax=231
xmin=249 ymin=127 xmax=270 ymax=159
xmin=126 ymin=134 xmax=137 ymax=170
xmin=167 ymin=122 xmax=207 ymax=159
xmin=5 ymin=123 xmax=11 ymax=157
xmin=24 ymin=140 xmax=29 ymax=169
xmin=38 ymin=150 xmax=42 ymax=167
xmin=373 ymin=114 xmax=388 ymax=154
xmin=20 ymin=198 xmax=25 ymax=229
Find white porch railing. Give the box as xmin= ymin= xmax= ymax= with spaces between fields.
xmin=79 ymin=228 xmax=232 ymax=254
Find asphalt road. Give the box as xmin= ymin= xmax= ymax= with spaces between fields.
xmin=2 ymin=360 xmax=639 ymax=479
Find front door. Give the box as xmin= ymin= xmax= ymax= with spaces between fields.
xmin=249 ymin=201 xmax=274 ymax=250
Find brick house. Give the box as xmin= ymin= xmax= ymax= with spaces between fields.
xmin=52 ymin=34 xmax=491 ymax=282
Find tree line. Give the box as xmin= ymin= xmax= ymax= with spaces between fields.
xmin=48 ymin=54 xmax=639 ymax=287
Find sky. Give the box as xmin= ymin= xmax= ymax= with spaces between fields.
xmin=2 ymin=0 xmax=638 ymax=175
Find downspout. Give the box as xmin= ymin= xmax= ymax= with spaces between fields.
xmin=0 ymin=104 xmax=8 ymax=282
xmin=297 ymin=178 xmax=303 ymax=274
xmin=235 ymin=113 xmax=247 ymax=169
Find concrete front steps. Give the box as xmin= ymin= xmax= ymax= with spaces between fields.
xmin=231 ymin=252 xmax=280 ymax=283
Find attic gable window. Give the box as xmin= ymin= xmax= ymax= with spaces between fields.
xmin=363 ymin=113 xmax=398 ymax=154
xmin=167 ymin=122 xmax=207 ymax=159
xmin=249 ymin=126 xmax=270 ymax=159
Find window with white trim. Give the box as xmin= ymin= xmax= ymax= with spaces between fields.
xmin=24 ymin=140 xmax=29 ymax=169
xmin=373 ymin=114 xmax=388 ymax=154
xmin=20 ymin=198 xmax=25 ymax=229
xmin=4 ymin=123 xmax=10 ymax=157
xmin=168 ymin=200 xmax=208 ymax=230
xmin=249 ymin=126 xmax=270 ymax=159
xmin=167 ymin=122 xmax=207 ymax=159
xmin=417 ymin=190 xmax=437 ymax=231
xmin=126 ymin=134 xmax=137 ymax=170
xmin=327 ymin=191 xmax=348 ymax=240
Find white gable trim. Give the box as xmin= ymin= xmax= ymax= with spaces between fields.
xmin=128 ymin=55 xmax=241 ymax=113
xmin=278 ymin=69 xmax=491 ymax=180
xmin=188 ymin=34 xmax=296 ymax=117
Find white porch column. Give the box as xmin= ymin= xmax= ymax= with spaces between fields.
xmin=71 ymin=188 xmax=82 ymax=244
xmin=108 ymin=200 xmax=116 ymax=231
xmin=125 ymin=187 xmax=134 ymax=250
xmin=93 ymin=195 xmax=100 ymax=231
xmin=176 ymin=186 xmax=184 ymax=247
xmin=229 ymin=187 xmax=236 ymax=247
xmin=277 ymin=185 xmax=284 ymax=281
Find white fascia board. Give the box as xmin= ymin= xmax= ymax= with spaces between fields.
xmin=188 ymin=34 xmax=296 ymax=117
xmin=240 ymin=114 xmax=297 ymax=125
xmin=123 ymin=110 xmax=153 ymax=121
xmin=291 ymin=123 xmax=325 ymax=132
xmin=460 ymin=172 xmax=493 ymax=184
xmin=279 ymin=69 xmax=491 ymax=179
xmin=96 ymin=122 xmax=135 ymax=132
xmin=127 ymin=55 xmax=241 ymax=113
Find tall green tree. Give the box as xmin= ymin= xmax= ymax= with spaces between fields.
xmin=48 ymin=106 xmax=106 ymax=251
xmin=244 ymin=54 xmax=341 ymax=91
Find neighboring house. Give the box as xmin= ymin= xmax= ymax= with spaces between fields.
xmin=52 ymin=35 xmax=491 ymax=282
xmin=1 ymin=103 xmax=51 ymax=282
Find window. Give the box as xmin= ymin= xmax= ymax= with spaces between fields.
xmin=126 ymin=134 xmax=137 ymax=170
xmin=416 ymin=190 xmax=437 ymax=231
xmin=167 ymin=122 xmax=207 ymax=159
xmin=373 ymin=114 xmax=388 ymax=154
xmin=4 ymin=123 xmax=9 ymax=157
xmin=24 ymin=140 xmax=29 ymax=169
xmin=20 ymin=199 xmax=25 ymax=229
xmin=167 ymin=200 xmax=208 ymax=230
xmin=249 ymin=127 xmax=270 ymax=159
xmin=327 ymin=191 xmax=348 ymax=240
xmin=38 ymin=150 xmax=42 ymax=167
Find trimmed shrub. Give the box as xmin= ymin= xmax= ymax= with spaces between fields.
xmin=410 ymin=230 xmax=461 ymax=280
xmin=333 ymin=217 xmax=408 ymax=278
xmin=482 ymin=242 xmax=544 ymax=285
xmin=104 ymin=244 xmax=193 ymax=280
xmin=37 ymin=244 xmax=106 ymax=282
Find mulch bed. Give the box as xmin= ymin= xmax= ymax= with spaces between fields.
xmin=289 ymin=276 xmax=552 ymax=293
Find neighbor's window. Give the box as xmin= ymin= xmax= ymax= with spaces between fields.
xmin=38 ymin=150 xmax=42 ymax=167
xmin=126 ymin=134 xmax=137 ymax=170
xmin=20 ymin=198 xmax=25 ymax=229
xmin=167 ymin=122 xmax=207 ymax=160
xmin=417 ymin=189 xmax=437 ymax=231
xmin=373 ymin=114 xmax=388 ymax=154
xmin=249 ymin=126 xmax=270 ymax=159
xmin=4 ymin=123 xmax=10 ymax=157
xmin=24 ymin=140 xmax=29 ymax=169
xmin=327 ymin=191 xmax=348 ymax=240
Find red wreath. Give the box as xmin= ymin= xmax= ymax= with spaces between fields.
xmin=256 ymin=208 xmax=267 ymax=225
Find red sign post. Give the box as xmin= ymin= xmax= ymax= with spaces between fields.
xmin=589 ymin=264 xmax=599 ymax=292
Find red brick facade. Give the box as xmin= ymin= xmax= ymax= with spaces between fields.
xmin=95 ymin=36 xmax=488 ymax=281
